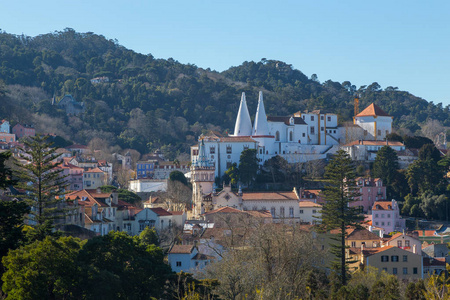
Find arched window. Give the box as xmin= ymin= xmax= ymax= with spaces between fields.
xmin=289 ymin=131 xmax=293 ymax=141
xmin=275 ymin=131 xmax=280 ymax=141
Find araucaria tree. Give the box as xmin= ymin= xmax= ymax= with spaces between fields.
xmin=15 ymin=135 xmax=68 ymax=227
xmin=320 ymin=150 xmax=362 ymax=286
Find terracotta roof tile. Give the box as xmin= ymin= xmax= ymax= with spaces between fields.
xmin=169 ymin=244 xmax=194 ymax=254
xmin=242 ymin=192 xmax=298 ymax=201
xmin=356 ymin=103 xmax=390 ymax=117
xmin=150 ymin=207 xmax=172 ymax=216
xmin=343 ymin=140 xmax=404 ymax=147
xmin=372 ymin=201 xmax=393 ymax=211
xmin=347 ymin=228 xmax=382 ymax=241
xmin=298 ymin=200 xmax=321 ymax=208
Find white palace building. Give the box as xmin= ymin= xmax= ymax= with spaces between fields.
xmin=191 ymin=91 xmax=393 ymax=178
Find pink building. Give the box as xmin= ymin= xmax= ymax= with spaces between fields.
xmin=0 ymin=133 xmax=16 ymax=143
xmin=58 ymin=162 xmax=84 ymax=191
xmin=12 ymin=123 xmax=35 ymax=139
xmin=350 ymin=177 xmax=386 ymax=213
xmin=372 ymin=200 xmax=405 ymax=234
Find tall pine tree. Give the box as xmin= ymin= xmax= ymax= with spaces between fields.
xmin=15 ymin=135 xmax=68 ymax=227
xmin=320 ymin=150 xmax=363 ymax=286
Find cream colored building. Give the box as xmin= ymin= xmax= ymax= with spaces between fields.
xmin=298 ymin=200 xmax=322 ymax=224
xmin=364 ymin=246 xmax=423 ymax=280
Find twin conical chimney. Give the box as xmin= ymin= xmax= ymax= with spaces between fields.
xmin=252 ymin=91 xmax=269 ymax=136
xmin=233 ymin=92 xmax=253 ymax=136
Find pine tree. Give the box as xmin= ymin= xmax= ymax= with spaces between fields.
xmin=15 ymin=135 xmax=68 ymax=227
xmin=320 ymin=150 xmax=363 ymax=286
xmin=0 ymin=151 xmax=16 ymax=189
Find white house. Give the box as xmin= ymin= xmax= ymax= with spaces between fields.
xmin=168 ymin=245 xmax=215 ymax=273
xmin=354 ymin=103 xmax=393 ymax=140
xmin=0 ymin=120 xmax=10 ymax=133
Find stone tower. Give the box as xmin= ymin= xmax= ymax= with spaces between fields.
xmin=191 ymin=139 xmax=215 ymax=219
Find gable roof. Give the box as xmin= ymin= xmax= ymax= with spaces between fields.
xmin=356 ymin=103 xmax=390 ymax=117
xmin=203 ymin=207 xmax=243 ymax=215
xmin=169 ymin=244 xmax=195 ymax=254
xmin=347 ymin=228 xmax=382 ymax=241
xmin=150 ymin=207 xmax=172 ymax=216
xmin=299 ymin=200 xmax=321 ymax=208
xmin=372 ymin=201 xmax=393 ymax=210
xmin=85 ymin=167 xmax=104 ymax=173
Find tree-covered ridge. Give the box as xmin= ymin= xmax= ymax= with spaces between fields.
xmin=0 ymin=29 xmax=449 ymax=157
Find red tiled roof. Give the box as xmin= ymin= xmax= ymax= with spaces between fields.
xmin=356 ymin=103 xmax=390 ymax=117
xmin=203 ymin=207 xmax=243 ymax=215
xmin=242 ymin=191 xmax=298 ymax=201
xmin=246 ymin=210 xmax=272 ymax=218
xmin=372 ymin=201 xmax=393 ymax=211
xmin=299 ymin=200 xmax=321 ymax=208
xmin=150 ymin=207 xmax=172 ymax=216
xmin=169 ymin=244 xmax=194 ymax=254
xmin=347 ymin=228 xmax=382 ymax=241
xmin=423 ymin=257 xmax=446 ymax=267
xmin=85 ymin=167 xmax=104 ymax=173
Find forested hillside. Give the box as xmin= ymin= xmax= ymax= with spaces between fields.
xmin=1 ymin=28 xmax=449 ymax=158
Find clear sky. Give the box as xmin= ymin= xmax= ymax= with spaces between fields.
xmin=1 ymin=0 xmax=449 ymax=106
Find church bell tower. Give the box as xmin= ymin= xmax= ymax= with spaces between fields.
xmin=191 ymin=139 xmax=215 ymax=219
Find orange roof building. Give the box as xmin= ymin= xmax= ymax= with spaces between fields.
xmin=354 ymin=103 xmax=393 ymax=141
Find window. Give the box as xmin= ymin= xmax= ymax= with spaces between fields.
xmin=413 ymin=267 xmax=418 ymax=274
xmin=333 ymin=130 xmax=336 ymax=134
xmin=320 ymin=116 xmax=324 ymax=120
xmin=176 ymin=261 xmax=182 ymax=267
xmin=351 ymin=242 xmax=356 ymax=247
xmin=275 ymin=131 xmax=280 ymax=141
xmin=393 ymin=268 xmax=397 ymax=274
xmin=403 ymin=255 xmax=408 ymax=262
xmin=397 ymin=241 xmax=402 ymax=247
xmin=226 ymin=162 xmax=232 ymax=169
xmin=403 ymin=267 xmax=408 ymax=275
xmin=289 ymin=131 xmax=293 ymax=141
xmin=210 ymin=147 xmax=215 ymax=154
xmin=405 ymin=240 xmax=410 ymax=247
xmin=299 ymin=209 xmax=304 ymax=214
xmin=280 ymin=207 xmax=285 ymax=218
xmin=289 ymin=207 xmax=294 ymax=218
xmin=320 ymin=127 xmax=324 ymax=131
xmin=226 ymin=146 xmax=232 ymax=154
xmin=271 ymin=207 xmax=276 ymax=217
xmin=382 ymin=268 xmax=387 ymax=272
xmin=387 ymin=214 xmax=391 ymax=218
xmin=311 ymin=116 xmax=314 ymax=121
xmin=381 ymin=255 xmax=389 ymax=262
xmin=327 ymin=116 xmax=331 ymax=122
xmin=302 ymin=133 xmax=306 ymax=137
xmin=391 ymin=255 xmax=399 ymax=262
xmin=195 ymin=262 xmax=199 ymax=267
xmin=312 ymin=210 xmax=317 ymax=214
xmin=375 ymin=214 xmax=379 ymax=218
xmin=310 ymin=127 xmax=315 ymax=135
xmin=378 ymin=129 xmax=381 ymax=136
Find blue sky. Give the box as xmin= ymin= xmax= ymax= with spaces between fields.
xmin=1 ymin=0 xmax=449 ymax=106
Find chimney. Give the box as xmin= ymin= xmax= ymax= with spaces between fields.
xmin=112 ymin=189 xmax=119 ymax=205
xmin=413 ymin=244 xmax=417 ymax=254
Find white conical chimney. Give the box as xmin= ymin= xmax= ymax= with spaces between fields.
xmin=233 ymin=92 xmax=252 ymax=136
xmin=253 ymin=91 xmax=269 ymax=136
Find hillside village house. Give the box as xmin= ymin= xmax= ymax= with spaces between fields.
xmin=0 ymin=133 xmax=15 ymax=143
xmin=12 ymin=123 xmax=35 ymax=139
xmin=0 ymin=120 xmax=10 ymax=133
xmin=351 ymin=177 xmax=387 ymax=213
xmin=65 ymin=189 xmax=185 ymax=236
xmin=168 ymin=245 xmax=215 ymax=273
xmin=372 ymin=200 xmax=405 ymax=234
xmin=341 ymin=140 xmax=406 ymax=162
xmin=383 ymin=232 xmax=421 ymax=255
xmin=83 ymin=167 xmax=107 ymax=189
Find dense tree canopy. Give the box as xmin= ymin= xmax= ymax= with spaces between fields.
xmin=0 ymin=29 xmax=449 ymax=158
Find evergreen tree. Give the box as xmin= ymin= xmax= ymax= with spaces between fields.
xmin=372 ymin=146 xmax=400 ymax=198
xmin=239 ymin=149 xmax=258 ymax=187
xmin=0 ymin=151 xmax=16 ymax=189
xmin=320 ymin=150 xmax=363 ymax=286
xmin=15 ymin=135 xmax=68 ymax=227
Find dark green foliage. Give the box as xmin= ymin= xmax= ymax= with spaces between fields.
xmin=99 ymin=185 xmax=141 ymax=204
xmin=169 ymin=170 xmax=188 ymax=186
xmin=403 ymin=135 xmax=433 ymax=149
xmin=261 ymin=155 xmax=288 ymax=183
xmin=1 ymin=232 xmax=172 ymax=299
xmin=372 ymin=146 xmax=401 ymax=199
xmin=238 ymin=149 xmax=258 ymax=186
xmin=78 ymin=231 xmax=172 ymax=299
xmin=1 ymin=30 xmax=449 ymax=157
xmin=0 ymin=152 xmax=15 ymax=189
xmin=223 ymin=162 xmax=239 ymax=185
xmin=14 ymin=135 xmax=68 ymax=226
xmin=405 ymin=280 xmax=426 ymax=300
xmin=320 ymin=150 xmax=363 ymax=286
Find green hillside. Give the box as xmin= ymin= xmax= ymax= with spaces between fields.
xmin=1 ymin=28 xmax=449 ymax=158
